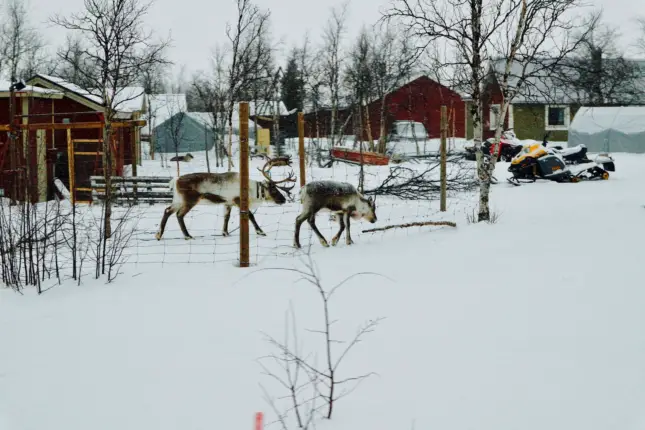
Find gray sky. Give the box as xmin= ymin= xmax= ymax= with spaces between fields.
xmin=28 ymin=0 xmax=645 ymax=79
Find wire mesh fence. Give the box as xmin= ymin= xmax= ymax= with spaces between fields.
xmin=112 ymin=152 xmax=479 ymax=266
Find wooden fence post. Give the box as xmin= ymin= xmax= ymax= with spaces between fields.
xmin=239 ymin=102 xmax=250 ymax=268
xmin=298 ymin=112 xmax=306 ymax=187
xmin=67 ymin=128 xmax=75 ymax=204
xmin=440 ymin=105 xmax=447 ymax=212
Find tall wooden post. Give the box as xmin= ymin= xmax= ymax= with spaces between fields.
xmin=131 ymin=111 xmax=139 ymax=176
xmin=67 ymin=128 xmax=75 ymax=204
xmin=440 ymin=105 xmax=447 ymax=212
xmin=239 ymin=102 xmax=250 ymax=268
xmin=297 ymin=112 xmax=306 ymax=187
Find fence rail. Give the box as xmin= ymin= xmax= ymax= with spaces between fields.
xmin=90 ymin=175 xmax=173 ymax=205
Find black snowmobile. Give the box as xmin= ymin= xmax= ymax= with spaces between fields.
xmin=542 ymin=132 xmax=616 ymax=172
xmin=507 ymin=141 xmax=610 ymax=186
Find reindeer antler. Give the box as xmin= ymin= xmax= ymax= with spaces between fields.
xmin=257 ymin=154 xmax=296 ymax=185
xmin=257 ymin=155 xmax=297 ymax=201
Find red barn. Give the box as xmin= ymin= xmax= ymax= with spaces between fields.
xmin=0 ymin=75 xmax=145 ymax=204
xmin=303 ymin=75 xmax=467 ymax=141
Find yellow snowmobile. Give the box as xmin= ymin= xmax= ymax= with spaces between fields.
xmin=507 ymin=143 xmax=609 ymax=186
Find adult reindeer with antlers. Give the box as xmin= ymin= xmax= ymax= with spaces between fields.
xmin=155 ymin=155 xmax=296 ymax=240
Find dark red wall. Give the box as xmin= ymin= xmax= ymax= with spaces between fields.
xmin=0 ymin=92 xmax=135 ymax=203
xmin=303 ymin=76 xmax=467 ymax=141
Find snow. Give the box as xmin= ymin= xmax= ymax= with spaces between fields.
xmin=2 ymin=142 xmax=645 ymax=430
xmin=34 ymin=74 xmax=146 ymax=113
xmin=143 ymin=94 xmax=188 ymax=135
xmin=0 ymin=80 xmax=62 ymax=95
xmin=570 ymin=106 xmax=645 ymax=134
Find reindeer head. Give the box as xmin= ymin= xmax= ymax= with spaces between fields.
xmin=258 ymin=155 xmax=297 ymax=204
xmin=352 ymin=193 xmax=377 ymax=223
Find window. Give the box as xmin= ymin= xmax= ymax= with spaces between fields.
xmin=544 ymin=105 xmax=570 ymax=130
xmin=489 ymin=104 xmax=501 ymax=130
xmin=489 ymin=104 xmax=514 ymax=131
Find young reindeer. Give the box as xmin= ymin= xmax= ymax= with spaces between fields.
xmin=294 ymin=180 xmax=377 ymax=249
xmin=155 ymin=156 xmax=296 ymax=240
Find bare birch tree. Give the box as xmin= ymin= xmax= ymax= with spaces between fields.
xmin=384 ymin=0 xmax=520 ymax=221
xmin=320 ymin=2 xmax=350 ymax=147
xmin=553 ymin=14 xmax=644 ymax=106
xmin=52 ymin=0 xmax=170 ymax=245
xmin=384 ymin=0 xmax=591 ymax=221
xmin=637 ymin=18 xmax=645 ymax=55
xmin=481 ymin=0 xmax=594 ymax=216
xmin=223 ymin=0 xmax=271 ymax=171
xmin=192 ymin=46 xmax=231 ymax=169
xmin=0 ymin=0 xmax=47 ymax=81
xmin=370 ymin=23 xmax=417 ymax=153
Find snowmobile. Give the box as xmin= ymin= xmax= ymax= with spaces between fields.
xmin=463 ymin=129 xmax=523 ymax=162
xmin=507 ymin=142 xmax=610 ymax=186
xmin=541 ymin=132 xmax=616 ymax=172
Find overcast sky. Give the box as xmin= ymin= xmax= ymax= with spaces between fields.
xmin=26 ymin=0 xmax=645 ymax=79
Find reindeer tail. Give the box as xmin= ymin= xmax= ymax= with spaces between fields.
xmin=168 ymin=177 xmax=177 ymax=191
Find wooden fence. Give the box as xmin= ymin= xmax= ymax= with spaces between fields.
xmin=90 ymin=176 xmax=173 ymax=205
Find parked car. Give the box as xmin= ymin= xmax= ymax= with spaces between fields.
xmin=386 ymin=120 xmax=430 ymax=156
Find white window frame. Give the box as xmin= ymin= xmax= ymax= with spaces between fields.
xmin=544 ymin=105 xmax=570 ymax=131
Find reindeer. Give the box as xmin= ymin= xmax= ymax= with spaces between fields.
xmin=155 ymin=155 xmax=296 ymax=240
xmin=169 ymin=153 xmax=194 ymax=162
xmin=294 ymin=180 xmax=377 ymax=249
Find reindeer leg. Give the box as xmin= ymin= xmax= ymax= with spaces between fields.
xmin=248 ymin=211 xmax=266 ymax=236
xmin=294 ymin=211 xmax=309 ymax=249
xmin=155 ymin=205 xmax=176 ymax=240
xmin=331 ymin=212 xmax=346 ymax=246
xmin=344 ymin=212 xmax=354 ymax=245
xmin=308 ymin=214 xmax=329 ymax=247
xmin=232 ymin=197 xmax=266 ymax=236
xmin=222 ymin=205 xmax=232 ymax=236
xmin=176 ymin=201 xmax=197 ymax=240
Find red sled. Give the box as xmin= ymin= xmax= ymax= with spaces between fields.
xmin=330 ymin=147 xmax=390 ymax=166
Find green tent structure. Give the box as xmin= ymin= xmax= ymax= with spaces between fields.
xmin=153 ymin=112 xmax=219 ymax=154
xmin=568 ymin=106 xmax=645 ymax=153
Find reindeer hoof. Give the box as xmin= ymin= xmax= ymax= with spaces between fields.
xmin=331 ymin=237 xmax=340 ymax=246
xmin=293 ymin=243 xmax=301 ymax=249
xmin=257 ymin=231 xmax=267 ymax=237
xmin=346 ymin=240 xmax=354 ymax=246
xmin=184 ymin=236 xmax=194 ymax=240
xmin=320 ymin=240 xmax=330 ymax=248
xmin=155 ymin=232 xmax=161 ymax=241
xmin=222 ymin=231 xmax=229 ymax=237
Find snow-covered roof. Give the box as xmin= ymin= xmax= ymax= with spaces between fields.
xmin=35 ymin=74 xmax=104 ymax=104
xmin=110 ymin=86 xmax=146 ymax=113
xmin=243 ymin=100 xmax=290 ymax=116
xmin=186 ymin=111 xmax=257 ymax=130
xmin=569 ymin=106 xmax=645 ymax=134
xmin=185 ymin=112 xmax=213 ymax=127
xmin=489 ymin=58 xmax=578 ymax=104
xmin=0 ymin=80 xmax=62 ymax=96
xmin=143 ymin=94 xmax=188 ymax=134
xmin=489 ymin=58 xmax=645 ymax=104
xmin=30 ymin=74 xmax=146 ymax=113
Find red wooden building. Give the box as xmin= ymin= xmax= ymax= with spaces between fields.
xmin=0 ymin=75 xmax=145 ymax=204
xmin=303 ymin=75 xmax=467 ymax=141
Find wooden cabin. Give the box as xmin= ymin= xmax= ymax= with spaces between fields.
xmin=0 ymin=75 xmax=146 ymax=204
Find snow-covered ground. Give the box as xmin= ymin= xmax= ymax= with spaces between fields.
xmin=2 ymin=142 xmax=645 ymax=430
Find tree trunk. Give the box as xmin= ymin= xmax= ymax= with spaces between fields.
xmin=102 ymin=123 xmax=112 ymax=239
xmin=377 ymin=96 xmax=387 ymax=154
